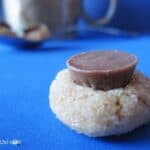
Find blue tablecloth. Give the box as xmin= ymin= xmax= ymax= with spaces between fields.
xmin=0 ymin=36 xmax=150 ymax=150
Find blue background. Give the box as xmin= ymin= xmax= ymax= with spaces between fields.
xmin=83 ymin=0 xmax=150 ymax=33
xmin=0 ymin=0 xmax=150 ymax=150
xmin=109 ymin=0 xmax=150 ymax=32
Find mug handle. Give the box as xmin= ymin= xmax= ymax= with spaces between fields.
xmin=82 ymin=0 xmax=118 ymax=26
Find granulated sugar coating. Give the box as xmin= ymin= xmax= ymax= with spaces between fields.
xmin=49 ymin=69 xmax=150 ymax=137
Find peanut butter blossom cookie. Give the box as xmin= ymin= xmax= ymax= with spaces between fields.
xmin=49 ymin=50 xmax=150 ymax=137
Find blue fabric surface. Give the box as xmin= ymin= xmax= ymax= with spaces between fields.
xmin=0 ymin=36 xmax=150 ymax=150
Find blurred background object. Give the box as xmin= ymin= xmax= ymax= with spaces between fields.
xmin=0 ymin=0 xmax=150 ymax=34
xmin=2 ymin=0 xmax=117 ymax=36
xmin=0 ymin=0 xmax=150 ymax=43
xmin=86 ymin=0 xmax=150 ymax=33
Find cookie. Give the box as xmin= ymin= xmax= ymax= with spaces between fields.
xmin=49 ymin=69 xmax=150 ymax=137
xmin=49 ymin=51 xmax=150 ymax=137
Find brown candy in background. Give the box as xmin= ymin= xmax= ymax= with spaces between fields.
xmin=0 ymin=22 xmax=16 ymax=37
xmin=23 ymin=24 xmax=51 ymax=41
xmin=67 ymin=50 xmax=137 ymax=91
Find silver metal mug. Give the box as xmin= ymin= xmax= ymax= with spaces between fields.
xmin=3 ymin=0 xmax=117 ymax=35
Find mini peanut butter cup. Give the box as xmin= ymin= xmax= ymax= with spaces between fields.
xmin=23 ymin=24 xmax=51 ymax=41
xmin=0 ymin=22 xmax=10 ymax=29
xmin=67 ymin=50 xmax=137 ymax=91
xmin=0 ymin=21 xmax=16 ymax=37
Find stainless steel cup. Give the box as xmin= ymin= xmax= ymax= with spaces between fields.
xmin=3 ymin=0 xmax=117 ymax=35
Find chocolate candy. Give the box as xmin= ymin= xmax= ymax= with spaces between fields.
xmin=0 ymin=22 xmax=16 ymax=37
xmin=23 ymin=24 xmax=51 ymax=41
xmin=67 ymin=50 xmax=137 ymax=91
xmin=0 ymin=22 xmax=10 ymax=29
